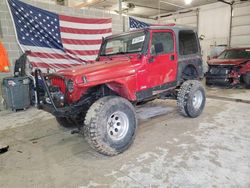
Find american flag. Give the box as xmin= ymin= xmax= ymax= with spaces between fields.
xmin=7 ymin=0 xmax=112 ymax=72
xmin=129 ymin=17 xmax=150 ymax=30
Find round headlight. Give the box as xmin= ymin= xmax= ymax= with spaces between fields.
xmin=67 ymin=79 xmax=74 ymax=93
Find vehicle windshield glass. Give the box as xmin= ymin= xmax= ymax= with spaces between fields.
xmin=218 ymin=49 xmax=250 ymax=59
xmin=100 ymin=31 xmax=146 ymax=56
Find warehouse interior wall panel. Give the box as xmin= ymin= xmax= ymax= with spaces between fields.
xmin=160 ymin=11 xmax=198 ymax=28
xmin=231 ymin=2 xmax=250 ymax=47
xmin=232 ymin=25 xmax=250 ymax=36
xmin=198 ymin=3 xmax=231 ymax=67
xmin=232 ymin=15 xmax=250 ymax=27
xmin=161 ymin=3 xmax=231 ymax=68
xmin=231 ymin=36 xmax=250 ymax=47
xmin=198 ymin=3 xmax=230 ymax=40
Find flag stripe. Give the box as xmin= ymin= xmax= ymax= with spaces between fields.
xmin=29 ymin=56 xmax=82 ymax=65
xmin=22 ymin=45 xmax=65 ymax=54
xmin=31 ymin=62 xmax=77 ymax=69
xmin=61 ymin=32 xmax=111 ymax=40
xmin=60 ymin=20 xmax=112 ymax=30
xmin=60 ymin=27 xmax=112 ymax=35
xmin=28 ymin=51 xmax=96 ymax=62
xmin=60 ymin=15 xmax=111 ymax=24
xmin=61 ymin=38 xmax=102 ymax=45
xmin=63 ymin=43 xmax=100 ymax=51
xmin=29 ymin=52 xmax=82 ymax=60
xmin=65 ymin=49 xmax=99 ymax=56
xmin=75 ymin=55 xmax=97 ymax=60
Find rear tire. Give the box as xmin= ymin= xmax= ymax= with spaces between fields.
xmin=177 ymin=80 xmax=206 ymax=118
xmin=83 ymin=96 xmax=137 ymax=156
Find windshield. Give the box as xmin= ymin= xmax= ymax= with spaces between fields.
xmin=218 ymin=49 xmax=250 ymax=59
xmin=100 ymin=31 xmax=146 ymax=56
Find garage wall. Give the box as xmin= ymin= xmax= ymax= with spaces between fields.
xmin=198 ymin=2 xmax=231 ymax=66
xmin=159 ymin=2 xmax=232 ymax=70
xmin=160 ymin=10 xmax=198 ymax=28
xmin=231 ymin=2 xmax=250 ymax=47
xmin=159 ymin=1 xmax=250 ymax=65
xmin=0 ymin=0 xmax=155 ymax=79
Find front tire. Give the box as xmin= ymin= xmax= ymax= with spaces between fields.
xmin=177 ymin=80 xmax=206 ymax=118
xmin=83 ymin=96 xmax=137 ymax=156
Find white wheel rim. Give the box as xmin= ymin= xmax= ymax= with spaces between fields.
xmin=107 ymin=111 xmax=129 ymax=141
xmin=192 ymin=90 xmax=203 ymax=110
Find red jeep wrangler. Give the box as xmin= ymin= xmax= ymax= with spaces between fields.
xmin=36 ymin=25 xmax=206 ymax=156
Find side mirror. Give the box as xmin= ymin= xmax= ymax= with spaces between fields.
xmin=154 ymin=43 xmax=164 ymax=55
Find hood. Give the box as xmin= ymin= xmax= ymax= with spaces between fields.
xmin=208 ymin=58 xmax=249 ymax=66
xmin=57 ymin=57 xmax=137 ymax=83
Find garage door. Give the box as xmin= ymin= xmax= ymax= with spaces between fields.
xmin=231 ymin=2 xmax=250 ymax=47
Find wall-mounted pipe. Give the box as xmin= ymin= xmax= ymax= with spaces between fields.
xmin=229 ymin=5 xmax=233 ymax=47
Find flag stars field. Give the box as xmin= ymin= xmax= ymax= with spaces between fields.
xmin=8 ymin=0 xmax=112 ymax=71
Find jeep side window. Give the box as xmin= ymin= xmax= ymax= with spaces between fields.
xmin=179 ymin=30 xmax=198 ymax=55
xmin=150 ymin=32 xmax=174 ymax=56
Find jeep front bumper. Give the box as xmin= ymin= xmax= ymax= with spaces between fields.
xmin=34 ymin=69 xmax=82 ymax=118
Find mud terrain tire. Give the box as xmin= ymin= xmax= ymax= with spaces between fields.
xmin=177 ymin=80 xmax=206 ymax=118
xmin=83 ymin=96 xmax=137 ymax=156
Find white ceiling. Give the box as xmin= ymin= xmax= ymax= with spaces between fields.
xmin=70 ymin=0 xmax=219 ymax=17
xmin=67 ymin=0 xmax=244 ymax=18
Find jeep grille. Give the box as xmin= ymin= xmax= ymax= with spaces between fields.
xmin=50 ymin=77 xmax=66 ymax=93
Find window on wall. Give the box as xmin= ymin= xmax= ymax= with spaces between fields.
xmin=151 ymin=32 xmax=174 ymax=56
xmin=179 ymin=30 xmax=198 ymax=55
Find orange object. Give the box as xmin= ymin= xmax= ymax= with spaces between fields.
xmin=0 ymin=41 xmax=10 ymax=72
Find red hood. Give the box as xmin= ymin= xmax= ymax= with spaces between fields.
xmin=57 ymin=57 xmax=138 ymax=84
xmin=208 ymin=58 xmax=249 ymax=66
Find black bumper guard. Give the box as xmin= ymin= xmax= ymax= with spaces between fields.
xmin=34 ymin=69 xmax=86 ymax=117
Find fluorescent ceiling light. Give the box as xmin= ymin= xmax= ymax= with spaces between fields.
xmin=185 ymin=0 xmax=193 ymax=5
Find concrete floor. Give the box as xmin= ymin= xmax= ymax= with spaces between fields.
xmin=0 ymin=87 xmax=250 ymax=188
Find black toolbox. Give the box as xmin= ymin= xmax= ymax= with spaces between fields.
xmin=2 ymin=76 xmax=30 ymax=111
